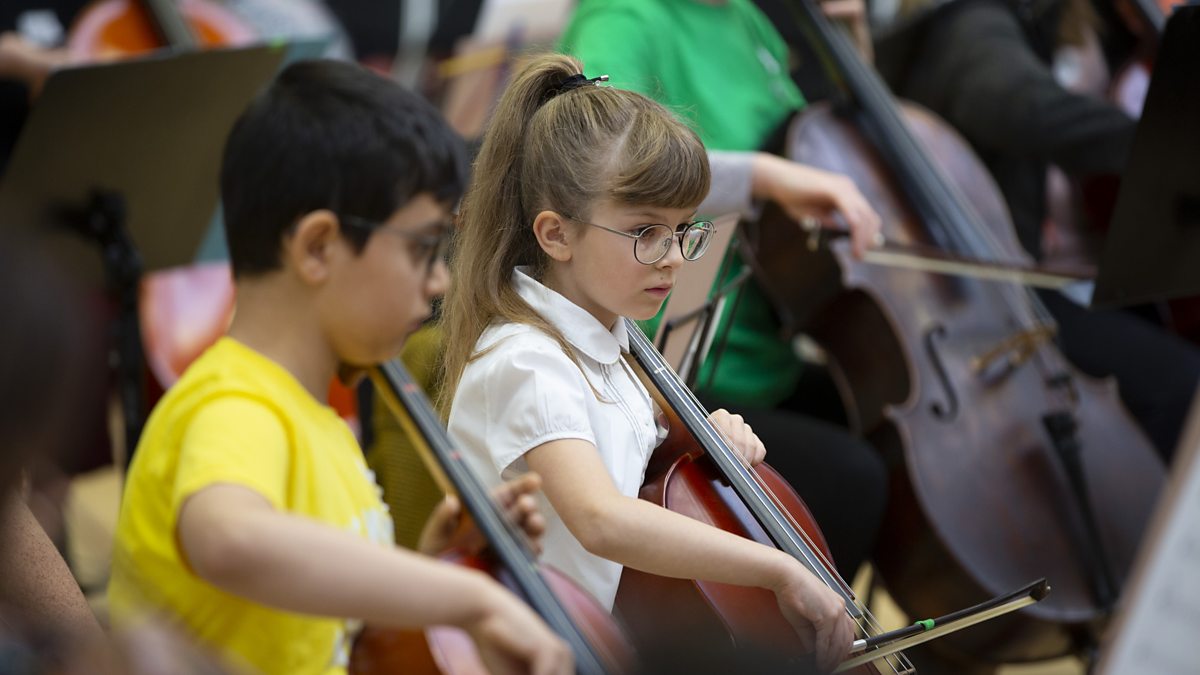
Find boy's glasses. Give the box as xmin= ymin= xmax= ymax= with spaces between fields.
xmin=338 ymin=214 xmax=453 ymax=276
xmin=561 ymin=213 xmax=715 ymax=265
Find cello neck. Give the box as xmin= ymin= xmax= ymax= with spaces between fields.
xmin=623 ymin=320 xmax=858 ymax=612
xmin=1129 ymin=0 xmax=1168 ymax=37
xmin=368 ymin=361 xmax=612 ymax=675
xmin=141 ymin=0 xmax=198 ymax=48
xmin=781 ymin=0 xmax=1002 ymax=260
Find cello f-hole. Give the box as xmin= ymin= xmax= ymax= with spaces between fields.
xmin=923 ymin=324 xmax=958 ymax=420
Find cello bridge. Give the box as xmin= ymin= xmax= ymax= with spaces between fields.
xmin=970 ymin=325 xmax=1057 ymax=377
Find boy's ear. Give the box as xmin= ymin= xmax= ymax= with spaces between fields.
xmin=285 ymin=210 xmax=341 ymax=285
xmin=532 ymin=210 xmax=573 ymax=262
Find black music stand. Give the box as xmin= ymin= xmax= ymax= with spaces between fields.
xmin=0 ymin=45 xmax=285 ymax=466
xmin=1091 ymin=4 xmax=1200 ymax=309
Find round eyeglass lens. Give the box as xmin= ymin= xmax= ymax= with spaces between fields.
xmin=682 ymin=223 xmax=713 ymax=260
xmin=635 ymin=225 xmax=674 ymax=263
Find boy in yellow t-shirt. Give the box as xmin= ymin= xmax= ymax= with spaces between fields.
xmin=107 ymin=60 xmax=571 ymax=675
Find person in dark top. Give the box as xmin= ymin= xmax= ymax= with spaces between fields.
xmin=763 ymin=0 xmax=1199 ymax=462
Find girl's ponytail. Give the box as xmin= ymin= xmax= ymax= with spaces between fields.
xmin=441 ymin=53 xmax=710 ymax=408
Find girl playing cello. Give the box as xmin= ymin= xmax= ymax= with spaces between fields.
xmin=442 ymin=53 xmax=855 ymax=672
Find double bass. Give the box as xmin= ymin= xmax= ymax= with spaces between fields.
xmin=354 ymin=360 xmax=633 ymax=674
xmin=743 ymin=0 xmax=1165 ymax=665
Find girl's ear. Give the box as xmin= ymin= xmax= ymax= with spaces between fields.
xmin=285 ymin=209 xmax=341 ymax=285
xmin=532 ymin=210 xmax=574 ymax=263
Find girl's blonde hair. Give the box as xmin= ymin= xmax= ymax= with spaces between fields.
xmin=440 ymin=53 xmax=711 ymax=408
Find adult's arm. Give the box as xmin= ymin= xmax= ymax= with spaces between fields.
xmin=904 ymin=0 xmax=1136 ymax=175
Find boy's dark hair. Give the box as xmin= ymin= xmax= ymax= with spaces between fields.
xmin=220 ymin=59 xmax=467 ymax=278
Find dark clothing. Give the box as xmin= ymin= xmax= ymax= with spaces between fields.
xmin=323 ymin=0 xmax=484 ymax=61
xmin=323 ymin=0 xmax=400 ymax=60
xmin=1039 ymin=290 xmax=1200 ymax=458
xmin=871 ymin=0 xmax=1198 ymax=460
xmin=875 ymin=0 xmax=1137 ymax=259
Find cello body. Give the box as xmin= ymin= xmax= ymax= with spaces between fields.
xmin=615 ymin=454 xmax=868 ymax=666
xmin=353 ymin=361 xmax=635 ymax=675
xmin=67 ymin=0 xmax=255 ymax=58
xmin=613 ymin=326 xmax=902 ymax=674
xmin=746 ymin=100 xmax=1165 ymax=663
xmin=353 ymin=551 xmax=633 ymax=675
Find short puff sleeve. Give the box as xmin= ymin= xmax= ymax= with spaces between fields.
xmin=474 ymin=336 xmax=597 ymax=478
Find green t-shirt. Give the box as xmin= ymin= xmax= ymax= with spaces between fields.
xmin=559 ymin=0 xmax=807 ymax=407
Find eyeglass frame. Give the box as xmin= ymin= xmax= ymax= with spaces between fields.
xmin=558 ymin=212 xmax=715 ymax=265
xmin=337 ymin=213 xmax=453 ymax=276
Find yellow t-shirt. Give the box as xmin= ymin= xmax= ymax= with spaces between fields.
xmin=109 ymin=337 xmax=394 ymax=675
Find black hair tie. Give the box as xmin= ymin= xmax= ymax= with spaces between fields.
xmin=541 ymin=73 xmax=609 ymax=105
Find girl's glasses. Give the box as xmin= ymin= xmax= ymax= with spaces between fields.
xmin=562 ymin=213 xmax=715 ymax=265
xmin=338 ymin=214 xmax=453 ymax=276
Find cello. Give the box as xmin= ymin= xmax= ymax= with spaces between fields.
xmin=614 ymin=320 xmax=915 ymax=674
xmin=67 ymin=0 xmax=254 ymax=58
xmin=353 ymin=359 xmax=633 ymax=675
xmin=741 ymin=0 xmax=1165 ymax=666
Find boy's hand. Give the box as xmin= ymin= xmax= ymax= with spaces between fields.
xmin=465 ymin=585 xmax=573 ymax=675
xmin=417 ymin=473 xmax=547 ymax=556
xmin=771 ymin=559 xmax=856 ymax=672
xmin=708 ymin=409 xmax=766 ymax=467
xmin=751 ymin=153 xmax=884 ymax=260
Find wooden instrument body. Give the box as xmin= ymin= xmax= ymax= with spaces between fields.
xmin=613 ymin=339 xmax=886 ymax=673
xmin=352 ymin=551 xmax=633 ymax=675
xmin=352 ymin=362 xmax=635 ymax=675
xmin=68 ymin=0 xmax=255 ymax=58
xmin=746 ymin=100 xmax=1165 ymax=662
xmin=615 ymin=454 xmax=847 ymax=657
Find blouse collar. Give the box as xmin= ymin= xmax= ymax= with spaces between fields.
xmin=512 ymin=267 xmax=629 ymax=364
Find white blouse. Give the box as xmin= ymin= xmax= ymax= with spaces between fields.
xmin=448 ymin=267 xmax=660 ymax=610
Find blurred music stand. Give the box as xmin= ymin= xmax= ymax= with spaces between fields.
xmin=1095 ymin=384 xmax=1200 ymax=675
xmin=0 ymin=45 xmax=285 ymax=466
xmin=1090 ymin=9 xmax=1200 ymax=673
xmin=1091 ymin=5 xmax=1200 ymax=309
xmin=653 ymin=214 xmax=741 ymax=385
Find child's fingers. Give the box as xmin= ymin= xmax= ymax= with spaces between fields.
xmin=510 ymin=493 xmax=546 ymax=550
xmin=749 ymin=430 xmax=767 ymax=466
xmin=433 ymin=495 xmax=461 ymax=527
xmin=709 ymin=409 xmax=761 ymax=467
xmin=493 ymin=472 xmax=543 ymax=507
xmin=417 ymin=495 xmax=464 ymax=555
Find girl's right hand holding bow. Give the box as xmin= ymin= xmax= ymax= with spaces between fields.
xmin=769 ymin=553 xmax=857 ymax=672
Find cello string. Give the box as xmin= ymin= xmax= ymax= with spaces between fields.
xmin=628 ymin=328 xmax=854 ymax=598
xmin=700 ymin=415 xmax=901 ymax=645
xmin=626 ymin=332 xmax=915 ymax=672
xmin=627 ymin=337 xmax=820 ymax=567
xmin=857 ymin=47 xmax=1074 ymax=385
xmin=811 ymin=0 xmax=1066 ymax=363
xmin=375 ymin=363 xmax=612 ymax=673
